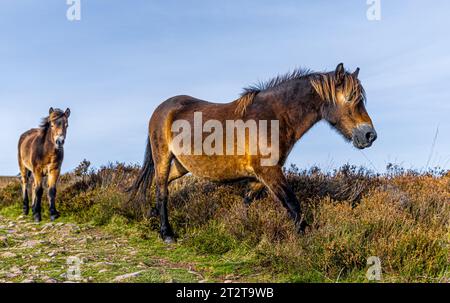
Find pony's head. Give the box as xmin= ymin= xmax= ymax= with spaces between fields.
xmin=43 ymin=107 xmax=71 ymax=150
xmin=312 ymin=63 xmax=377 ymax=149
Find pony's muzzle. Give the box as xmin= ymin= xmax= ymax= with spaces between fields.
xmin=56 ymin=137 xmax=65 ymax=149
xmin=352 ymin=124 xmax=377 ymax=149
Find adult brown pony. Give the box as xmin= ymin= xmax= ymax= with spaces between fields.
xmin=130 ymin=63 xmax=377 ymax=243
xmin=18 ymin=108 xmax=71 ymax=222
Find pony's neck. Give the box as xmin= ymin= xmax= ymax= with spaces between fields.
xmin=270 ymin=79 xmax=324 ymax=142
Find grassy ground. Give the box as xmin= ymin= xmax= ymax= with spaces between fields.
xmin=0 ymin=162 xmax=449 ymax=283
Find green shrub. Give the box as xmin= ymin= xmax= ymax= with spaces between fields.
xmin=185 ymin=222 xmax=238 ymax=255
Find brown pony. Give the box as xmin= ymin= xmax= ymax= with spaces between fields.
xmin=18 ymin=108 xmax=71 ymax=222
xmin=130 ymin=63 xmax=377 ymax=243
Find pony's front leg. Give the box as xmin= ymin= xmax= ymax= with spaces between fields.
xmin=47 ymin=170 xmax=61 ymax=221
xmin=31 ymin=172 xmax=44 ymax=222
xmin=20 ymin=169 xmax=30 ymax=215
xmin=254 ymin=166 xmax=308 ymax=233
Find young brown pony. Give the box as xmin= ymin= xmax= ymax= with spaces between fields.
xmin=18 ymin=108 xmax=71 ymax=222
xmin=130 ymin=63 xmax=377 ymax=243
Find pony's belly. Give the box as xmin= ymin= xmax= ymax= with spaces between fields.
xmin=175 ymin=155 xmax=253 ymax=181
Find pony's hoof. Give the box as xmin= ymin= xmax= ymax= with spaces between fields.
xmin=23 ymin=208 xmax=29 ymax=216
xmin=163 ymin=236 xmax=176 ymax=244
xmin=33 ymin=213 xmax=42 ymax=222
xmin=50 ymin=213 xmax=60 ymax=222
xmin=296 ymin=220 xmax=310 ymax=235
xmin=148 ymin=207 xmax=159 ymax=218
xmin=243 ymin=197 xmax=253 ymax=207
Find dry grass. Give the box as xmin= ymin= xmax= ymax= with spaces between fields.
xmin=0 ymin=162 xmax=448 ymax=282
xmin=0 ymin=177 xmax=18 ymax=190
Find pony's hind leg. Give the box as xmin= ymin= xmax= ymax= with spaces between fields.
xmin=243 ymin=181 xmax=266 ymax=206
xmin=153 ymin=147 xmax=175 ymax=243
xmin=31 ymin=171 xmax=44 ymax=222
xmin=20 ymin=168 xmax=30 ymax=215
xmin=47 ymin=169 xmax=61 ymax=221
xmin=149 ymin=158 xmax=188 ymax=218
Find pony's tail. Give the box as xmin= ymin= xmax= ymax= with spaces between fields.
xmin=128 ymin=136 xmax=154 ymax=203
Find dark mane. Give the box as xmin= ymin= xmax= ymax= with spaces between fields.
xmin=235 ymin=67 xmax=365 ymax=116
xmin=39 ymin=109 xmax=65 ymax=132
xmin=235 ymin=68 xmax=313 ymax=116
xmin=39 ymin=117 xmax=50 ymax=132
xmin=241 ymin=68 xmax=313 ymax=96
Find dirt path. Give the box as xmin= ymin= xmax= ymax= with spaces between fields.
xmin=0 ymin=214 xmax=202 ymax=283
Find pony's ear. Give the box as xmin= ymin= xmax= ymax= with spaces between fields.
xmin=49 ymin=107 xmax=54 ymax=115
xmin=353 ymin=67 xmax=360 ymax=79
xmin=335 ymin=63 xmax=345 ymax=84
xmin=65 ymin=108 xmax=71 ymax=118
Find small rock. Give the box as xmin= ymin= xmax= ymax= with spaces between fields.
xmin=21 ymin=240 xmax=41 ymax=248
xmin=92 ymin=262 xmax=114 ymax=267
xmin=113 ymin=271 xmax=143 ymax=282
xmin=10 ymin=266 xmax=23 ymax=274
xmin=6 ymin=266 xmax=23 ymax=278
xmin=21 ymin=278 xmax=35 ymax=283
xmin=39 ymin=258 xmax=51 ymax=263
xmin=224 ymin=280 xmax=233 ymax=283
xmin=79 ymin=237 xmax=93 ymax=245
xmin=48 ymin=251 xmax=56 ymax=257
xmin=99 ymin=269 xmax=108 ymax=273
xmin=1 ymin=252 xmax=17 ymax=259
xmin=6 ymin=273 xmax=20 ymax=279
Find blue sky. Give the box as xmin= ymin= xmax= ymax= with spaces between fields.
xmin=1 ymin=0 xmax=449 ymax=175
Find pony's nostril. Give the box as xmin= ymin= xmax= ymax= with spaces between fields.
xmin=366 ymin=131 xmax=376 ymax=142
xmin=56 ymin=138 xmax=65 ymax=146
